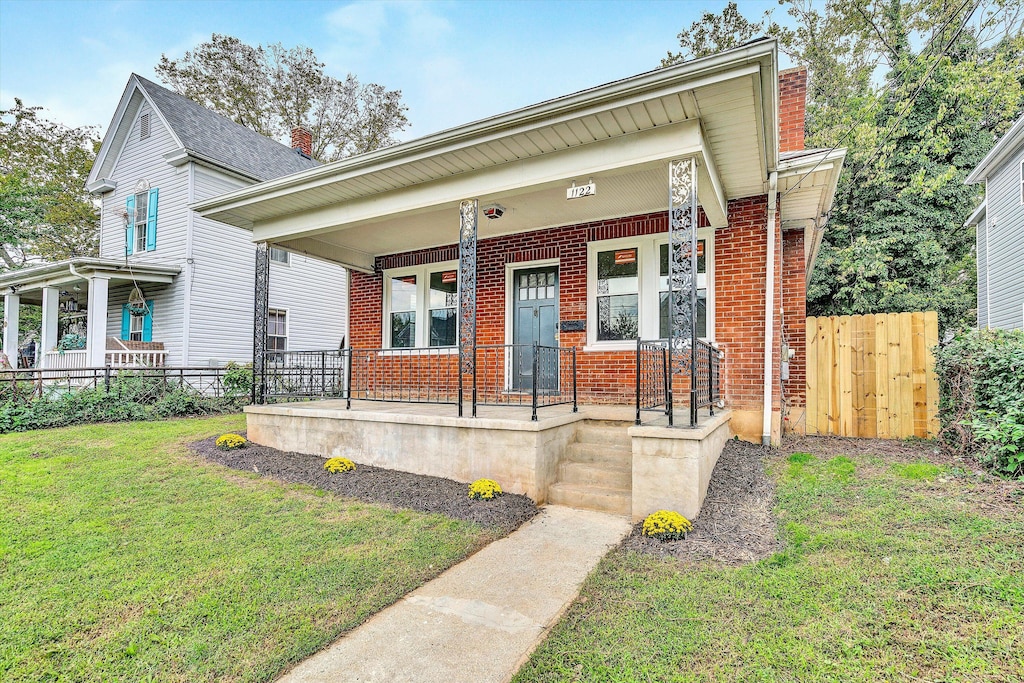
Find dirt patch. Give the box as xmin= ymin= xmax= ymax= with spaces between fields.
xmin=189 ymin=436 xmax=538 ymax=533
xmin=782 ymin=434 xmax=945 ymax=463
xmin=621 ymin=439 xmax=780 ymax=565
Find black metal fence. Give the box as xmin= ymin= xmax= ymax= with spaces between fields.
xmin=634 ymin=338 xmax=722 ymax=427
xmin=0 ymin=365 xmax=247 ymax=405
xmin=257 ymin=344 xmax=578 ymax=421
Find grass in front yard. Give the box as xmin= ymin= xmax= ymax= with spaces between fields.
xmin=0 ymin=416 xmax=494 ymax=682
xmin=515 ymin=446 xmax=1024 ymax=682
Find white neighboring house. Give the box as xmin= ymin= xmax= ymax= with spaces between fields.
xmin=0 ymin=74 xmax=348 ymax=369
xmin=966 ymin=113 xmax=1024 ymax=331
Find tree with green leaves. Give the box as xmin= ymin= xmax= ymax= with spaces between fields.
xmin=156 ymin=34 xmax=409 ymax=162
xmin=0 ymin=99 xmax=100 ymax=271
xmin=665 ymin=0 xmax=1024 ymax=332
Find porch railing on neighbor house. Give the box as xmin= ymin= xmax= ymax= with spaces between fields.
xmin=259 ymin=343 xmax=578 ymax=421
xmin=0 ymin=365 xmax=242 ymax=404
xmin=635 ymin=338 xmax=721 ymax=428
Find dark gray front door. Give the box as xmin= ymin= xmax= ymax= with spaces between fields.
xmin=512 ymin=266 xmax=558 ymax=392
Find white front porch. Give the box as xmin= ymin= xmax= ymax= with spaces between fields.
xmin=0 ymin=258 xmax=178 ymax=369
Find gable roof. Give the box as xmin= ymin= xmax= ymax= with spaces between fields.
xmin=87 ymin=74 xmax=318 ymax=190
xmin=966 ymin=112 xmax=1024 ymax=184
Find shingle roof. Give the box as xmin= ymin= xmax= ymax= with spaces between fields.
xmin=134 ymin=74 xmax=319 ymax=181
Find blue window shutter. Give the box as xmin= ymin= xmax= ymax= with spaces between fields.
xmin=142 ymin=300 xmax=154 ymax=342
xmin=121 ymin=305 xmax=130 ymax=340
xmin=146 ymin=188 xmax=158 ymax=251
xmin=125 ymin=194 xmax=135 ymax=256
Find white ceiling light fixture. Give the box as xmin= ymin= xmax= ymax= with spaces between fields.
xmin=482 ymin=203 xmax=505 ymax=219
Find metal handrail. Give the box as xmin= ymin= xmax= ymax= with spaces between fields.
xmin=635 ymin=338 xmax=721 ymax=428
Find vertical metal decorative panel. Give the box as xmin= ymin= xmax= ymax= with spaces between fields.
xmin=253 ymin=241 xmax=270 ymax=404
xmin=458 ymin=199 xmax=478 ymax=375
xmin=668 ymin=157 xmax=698 ymax=374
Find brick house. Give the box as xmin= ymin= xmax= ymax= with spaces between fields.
xmin=196 ymin=39 xmax=844 ymax=519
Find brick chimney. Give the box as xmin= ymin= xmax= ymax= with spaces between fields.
xmin=291 ymin=126 xmax=313 ymax=158
xmin=778 ymin=67 xmax=807 ymax=153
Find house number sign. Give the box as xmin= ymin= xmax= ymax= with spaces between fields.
xmin=566 ymin=182 xmax=596 ymax=200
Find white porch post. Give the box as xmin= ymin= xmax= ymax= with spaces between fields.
xmin=86 ymin=277 xmax=109 ymax=367
xmin=2 ymin=293 xmax=20 ymax=363
xmin=40 ymin=287 xmax=60 ymax=368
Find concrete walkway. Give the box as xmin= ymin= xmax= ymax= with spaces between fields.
xmin=278 ymin=505 xmax=632 ymax=683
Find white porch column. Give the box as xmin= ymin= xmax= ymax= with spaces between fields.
xmin=86 ymin=277 xmax=109 ymax=367
xmin=40 ymin=287 xmax=60 ymax=367
xmin=2 ymin=293 xmax=20 ymax=362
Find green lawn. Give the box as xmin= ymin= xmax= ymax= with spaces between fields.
xmin=515 ymin=446 xmax=1024 ymax=682
xmin=0 ymin=416 xmax=495 ymax=682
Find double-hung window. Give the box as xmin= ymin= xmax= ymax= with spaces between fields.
xmin=587 ymin=231 xmax=714 ymax=349
xmin=125 ymin=186 xmax=158 ymax=254
xmin=270 ymin=247 xmax=290 ymax=264
xmin=267 ymin=309 xmax=287 ymax=353
xmin=134 ymin=191 xmax=149 ymax=253
xmin=384 ymin=262 xmax=459 ymax=349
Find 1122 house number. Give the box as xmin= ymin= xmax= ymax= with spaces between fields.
xmin=566 ymin=182 xmax=596 ymax=200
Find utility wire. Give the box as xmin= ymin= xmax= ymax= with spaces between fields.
xmin=779 ymin=0 xmax=978 ymax=199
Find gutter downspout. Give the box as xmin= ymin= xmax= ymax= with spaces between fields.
xmin=762 ymin=172 xmax=778 ymax=446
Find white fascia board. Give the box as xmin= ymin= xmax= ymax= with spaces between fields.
xmin=966 ymin=113 xmax=1024 ymax=184
xmin=276 ymin=237 xmax=375 ymax=273
xmin=164 ymin=147 xmax=262 ymax=184
xmin=964 ymin=200 xmax=986 ymax=227
xmin=697 ymin=125 xmax=728 ymax=228
xmin=194 ymin=41 xmax=777 ymax=218
xmin=86 ymin=178 xmax=117 ymax=194
xmin=250 ymin=119 xmax=702 ymax=244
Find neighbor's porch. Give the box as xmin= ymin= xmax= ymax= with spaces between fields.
xmin=0 ymin=258 xmax=177 ymax=370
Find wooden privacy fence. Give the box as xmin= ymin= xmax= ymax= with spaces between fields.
xmin=805 ymin=312 xmax=939 ymax=438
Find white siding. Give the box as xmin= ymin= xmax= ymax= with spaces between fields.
xmin=186 ymin=166 xmax=348 ymax=364
xmin=977 ymin=215 xmax=989 ymax=329
xmin=106 ymin=281 xmax=185 ymax=364
xmin=985 ymin=144 xmax=1024 ymax=330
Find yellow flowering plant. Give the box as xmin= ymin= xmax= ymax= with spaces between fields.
xmin=215 ymin=434 xmax=247 ymax=450
xmin=323 ymin=457 xmax=356 ymax=473
xmin=641 ymin=510 xmax=692 ymax=541
xmin=468 ymin=478 xmax=503 ymax=500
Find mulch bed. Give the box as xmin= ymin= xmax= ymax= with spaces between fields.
xmin=621 ymin=438 xmax=780 ymax=566
xmin=189 ymin=436 xmax=538 ymax=533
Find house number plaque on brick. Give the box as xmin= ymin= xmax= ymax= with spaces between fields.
xmin=560 ymin=320 xmax=586 ymax=332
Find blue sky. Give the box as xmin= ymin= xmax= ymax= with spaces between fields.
xmin=0 ymin=0 xmax=787 ymax=142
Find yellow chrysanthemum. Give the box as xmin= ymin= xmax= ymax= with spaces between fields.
xmin=468 ymin=478 xmax=503 ymax=500
xmin=324 ymin=457 xmax=356 ymax=473
xmin=642 ymin=510 xmax=692 ymax=541
xmin=215 ymin=434 xmax=247 ymax=450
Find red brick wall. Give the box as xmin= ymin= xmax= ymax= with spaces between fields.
xmin=781 ymin=230 xmax=806 ymax=405
xmin=348 ymin=201 xmax=787 ymax=415
xmin=779 ymin=67 xmax=807 ymax=153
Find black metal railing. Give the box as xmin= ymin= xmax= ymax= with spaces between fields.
xmin=255 ymin=344 xmax=577 ymax=421
xmin=476 ymin=343 xmax=577 ymax=421
xmin=0 ymin=365 xmax=248 ymax=405
xmin=634 ymin=339 xmax=721 ymax=428
xmin=263 ymin=350 xmax=347 ymax=400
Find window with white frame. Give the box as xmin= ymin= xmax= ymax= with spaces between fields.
xmin=134 ymin=191 xmax=149 ymax=253
xmin=267 ymin=309 xmax=287 ymax=353
xmin=129 ymin=313 xmax=144 ymax=342
xmin=587 ymin=231 xmax=714 ymax=348
xmin=270 ymin=247 xmax=290 ymax=264
xmin=383 ymin=262 xmax=459 ymax=348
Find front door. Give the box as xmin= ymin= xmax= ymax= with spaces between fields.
xmin=512 ymin=266 xmax=558 ymax=392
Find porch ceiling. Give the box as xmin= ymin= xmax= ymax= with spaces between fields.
xmin=0 ymin=258 xmax=179 ymax=303
xmin=195 ymin=40 xmax=781 ymax=272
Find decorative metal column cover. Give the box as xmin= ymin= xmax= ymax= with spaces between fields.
xmin=458 ymin=199 xmax=478 ymax=375
xmin=668 ymin=157 xmax=698 ymax=375
xmin=253 ymin=241 xmax=270 ymax=404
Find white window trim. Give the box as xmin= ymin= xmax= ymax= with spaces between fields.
xmin=584 ymin=229 xmax=715 ymax=352
xmin=129 ymin=312 xmax=144 ymax=342
xmin=134 ymin=191 xmax=149 ymax=253
xmin=267 ymin=307 xmax=289 ymax=352
xmin=270 ymin=246 xmax=290 ymax=265
xmin=382 ymin=260 xmax=459 ymax=350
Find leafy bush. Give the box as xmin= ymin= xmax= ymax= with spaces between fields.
xmin=468 ymin=478 xmax=502 ymax=500
xmin=216 ymin=433 xmax=247 ymax=450
xmin=934 ymin=328 xmax=1024 ymax=477
xmin=324 ymin=457 xmax=355 ymax=473
xmin=223 ymin=362 xmax=254 ymax=400
xmin=641 ymin=510 xmax=692 ymax=541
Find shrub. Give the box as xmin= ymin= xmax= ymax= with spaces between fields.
xmin=934 ymin=328 xmax=1024 ymax=477
xmin=324 ymin=457 xmax=355 ymax=473
xmin=223 ymin=362 xmax=254 ymax=401
xmin=468 ymin=478 xmax=502 ymax=500
xmin=642 ymin=510 xmax=692 ymax=541
xmin=216 ymin=434 xmax=247 ymax=450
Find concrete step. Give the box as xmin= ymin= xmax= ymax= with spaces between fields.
xmin=547 ymin=482 xmax=631 ymax=516
xmin=559 ymin=461 xmax=631 ymax=490
xmin=564 ymin=442 xmax=632 ymax=466
xmin=576 ymin=421 xmax=632 ymax=448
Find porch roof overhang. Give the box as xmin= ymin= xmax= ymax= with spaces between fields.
xmin=0 ymin=258 xmax=179 ymax=302
xmin=777 ymin=147 xmax=847 ymax=277
xmin=195 ymin=39 xmax=786 ymax=273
